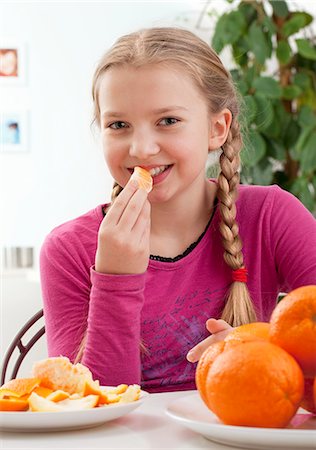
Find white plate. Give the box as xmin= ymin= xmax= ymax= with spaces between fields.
xmin=0 ymin=389 xmax=148 ymax=432
xmin=166 ymin=392 xmax=316 ymax=450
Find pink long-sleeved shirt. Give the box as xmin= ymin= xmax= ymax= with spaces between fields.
xmin=40 ymin=185 xmax=316 ymax=392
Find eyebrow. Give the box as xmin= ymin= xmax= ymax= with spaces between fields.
xmin=101 ymin=106 xmax=188 ymax=119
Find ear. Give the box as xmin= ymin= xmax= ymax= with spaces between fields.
xmin=208 ymin=109 xmax=232 ymax=151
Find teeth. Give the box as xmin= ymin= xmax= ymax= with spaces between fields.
xmin=148 ymin=165 xmax=169 ymax=177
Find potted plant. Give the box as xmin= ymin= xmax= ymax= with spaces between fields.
xmin=204 ymin=0 xmax=316 ymax=214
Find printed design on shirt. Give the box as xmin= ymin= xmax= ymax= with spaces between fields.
xmin=141 ymin=286 xmax=227 ymax=388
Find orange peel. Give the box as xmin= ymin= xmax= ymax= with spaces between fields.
xmin=0 ymin=398 xmax=29 ymax=411
xmin=0 ymin=378 xmax=40 ymax=398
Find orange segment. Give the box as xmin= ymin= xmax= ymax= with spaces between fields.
xmin=131 ymin=167 xmax=153 ymax=193
xmin=82 ymin=379 xmax=102 ymax=397
xmin=33 ymin=386 xmax=53 ymax=398
xmin=0 ymin=398 xmax=29 ymax=411
xmin=46 ymin=390 xmax=70 ymax=402
xmin=28 ymin=392 xmax=99 ymax=412
xmin=98 ymin=391 xmax=120 ymax=405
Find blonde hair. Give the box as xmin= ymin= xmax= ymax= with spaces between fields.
xmin=75 ymin=27 xmax=256 ymax=363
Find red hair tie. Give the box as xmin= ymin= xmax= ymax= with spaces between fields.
xmin=232 ymin=267 xmax=248 ymax=283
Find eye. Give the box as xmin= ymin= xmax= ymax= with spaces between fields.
xmin=108 ymin=121 xmax=128 ymax=129
xmin=159 ymin=117 xmax=179 ymax=126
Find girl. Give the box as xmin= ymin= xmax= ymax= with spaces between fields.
xmin=40 ymin=27 xmax=316 ymax=393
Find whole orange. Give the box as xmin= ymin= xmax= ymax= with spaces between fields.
xmin=269 ymin=285 xmax=316 ymax=377
xmin=225 ymin=322 xmax=270 ymax=343
xmin=196 ymin=341 xmax=226 ymax=404
xmin=198 ymin=341 xmax=304 ymax=428
xmin=196 ymin=326 xmax=269 ymax=405
xmin=314 ymin=378 xmax=316 ymax=410
xmin=300 ymin=377 xmax=316 ymax=414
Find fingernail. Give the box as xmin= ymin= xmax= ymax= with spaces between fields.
xmin=186 ymin=351 xmax=195 ymax=362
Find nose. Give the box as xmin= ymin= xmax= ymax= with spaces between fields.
xmin=129 ymin=128 xmax=160 ymax=159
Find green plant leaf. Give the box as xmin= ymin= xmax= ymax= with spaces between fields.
xmin=269 ymin=0 xmax=289 ymax=18
xmin=262 ymin=16 xmax=277 ymax=37
xmin=274 ymin=100 xmax=291 ymax=136
xmin=242 ymin=129 xmax=267 ymax=167
xmin=211 ymin=10 xmax=247 ymax=53
xmin=282 ymin=12 xmax=313 ymax=37
xmin=290 ymin=178 xmax=316 ymax=211
xmin=244 ymin=66 xmax=256 ymax=87
xmin=232 ymin=37 xmax=250 ymax=67
xmin=253 ymin=94 xmax=274 ymax=131
xmin=293 ymin=72 xmax=311 ymax=90
xmin=248 ymin=22 xmax=271 ymax=64
xmin=283 ymin=119 xmax=300 ymax=149
xmin=252 ymin=159 xmax=274 ymax=185
xmin=276 ymin=40 xmax=292 ymax=65
xmin=238 ymin=1 xmax=257 ymax=25
xmin=293 ymin=125 xmax=315 ymax=156
xmin=243 ymin=95 xmax=257 ymax=123
xmin=282 ymin=85 xmax=303 ymax=99
xmin=253 ymin=77 xmax=282 ymax=98
xmin=268 ymin=139 xmax=286 ymax=160
xmin=300 ymin=130 xmax=316 ymax=174
xmin=298 ymin=105 xmax=316 ymax=128
xmin=299 ymin=88 xmax=316 ymax=109
xmin=211 ymin=14 xmax=227 ymax=53
xmin=296 ymin=39 xmax=316 ymax=61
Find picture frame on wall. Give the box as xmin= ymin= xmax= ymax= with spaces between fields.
xmin=0 ymin=111 xmax=29 ymax=153
xmin=0 ymin=40 xmax=26 ymax=85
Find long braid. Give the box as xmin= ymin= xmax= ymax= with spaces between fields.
xmin=111 ymin=182 xmax=123 ymax=202
xmin=217 ymin=120 xmax=257 ymax=326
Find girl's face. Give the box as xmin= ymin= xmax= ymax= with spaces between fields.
xmin=98 ymin=64 xmax=230 ymax=204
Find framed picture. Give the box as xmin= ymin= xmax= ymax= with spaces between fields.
xmin=0 ymin=41 xmax=26 ymax=85
xmin=0 ymin=111 xmax=29 ymax=153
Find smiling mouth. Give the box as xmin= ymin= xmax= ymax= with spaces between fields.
xmin=129 ymin=165 xmax=171 ymax=177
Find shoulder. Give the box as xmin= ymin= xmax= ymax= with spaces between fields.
xmin=236 ymin=184 xmax=315 ymax=227
xmin=238 ymin=183 xmax=282 ymax=203
xmin=41 ymin=205 xmax=105 ymax=254
xmin=237 ymin=184 xmax=306 ymax=211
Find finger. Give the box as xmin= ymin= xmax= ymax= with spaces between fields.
xmin=105 ymin=177 xmax=139 ymax=225
xmin=186 ymin=327 xmax=232 ymax=363
xmin=139 ymin=203 xmax=151 ymax=247
xmin=118 ymin=188 xmax=148 ymax=230
xmin=132 ymin=200 xmax=151 ymax=239
xmin=186 ymin=335 xmax=216 ymax=363
xmin=206 ymin=318 xmax=231 ymax=334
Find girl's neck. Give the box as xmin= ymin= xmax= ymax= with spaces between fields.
xmin=149 ymin=179 xmax=217 ymax=258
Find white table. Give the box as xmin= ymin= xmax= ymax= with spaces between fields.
xmin=1 ymin=390 xmax=237 ymax=450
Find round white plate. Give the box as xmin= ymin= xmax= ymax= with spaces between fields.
xmin=0 ymin=389 xmax=148 ymax=432
xmin=166 ymin=392 xmax=316 ymax=450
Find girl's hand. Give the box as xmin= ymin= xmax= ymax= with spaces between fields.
xmin=95 ymin=177 xmax=151 ymax=275
xmin=186 ymin=319 xmax=232 ymax=363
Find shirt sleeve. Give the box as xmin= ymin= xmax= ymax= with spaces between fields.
xmin=40 ymin=232 xmax=145 ymax=386
xmin=269 ymin=186 xmax=316 ymax=291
